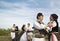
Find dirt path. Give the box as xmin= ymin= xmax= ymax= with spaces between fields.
xmin=0 ymin=36 xmax=11 ymax=41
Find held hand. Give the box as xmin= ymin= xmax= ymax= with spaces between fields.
xmin=47 ymin=23 xmax=53 ymax=27
xmin=44 ymin=24 xmax=48 ymax=28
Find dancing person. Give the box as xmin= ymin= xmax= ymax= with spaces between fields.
xmin=20 ymin=24 xmax=27 ymax=41
xmin=48 ymin=14 xmax=59 ymax=41
xmin=15 ymin=26 xmax=19 ymax=41
xmin=33 ymin=13 xmax=47 ymax=41
xmin=20 ymin=23 xmax=34 ymax=41
xmin=26 ymin=23 xmax=34 ymax=41
xmin=11 ymin=24 xmax=16 ymax=41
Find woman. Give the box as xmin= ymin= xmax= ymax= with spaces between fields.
xmin=48 ymin=14 xmax=58 ymax=41
xmin=15 ymin=26 xmax=19 ymax=41
xmin=11 ymin=24 xmax=16 ymax=41
xmin=20 ymin=24 xmax=27 ymax=41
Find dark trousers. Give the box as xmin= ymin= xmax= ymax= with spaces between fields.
xmin=12 ymin=39 xmax=15 ymax=41
xmin=15 ymin=31 xmax=18 ymax=41
xmin=48 ymin=34 xmax=51 ymax=41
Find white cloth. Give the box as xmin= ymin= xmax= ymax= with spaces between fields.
xmin=12 ymin=27 xmax=15 ymax=31
xmin=20 ymin=32 xmax=27 ymax=41
xmin=46 ymin=27 xmax=52 ymax=32
xmin=46 ymin=21 xmax=57 ymax=32
xmin=26 ymin=27 xmax=34 ymax=31
xmin=48 ymin=21 xmax=57 ymax=27
xmin=50 ymin=34 xmax=58 ymax=41
xmin=32 ymin=38 xmax=45 ymax=41
xmin=33 ymin=21 xmax=45 ymax=30
xmin=11 ymin=32 xmax=15 ymax=39
xmin=52 ymin=21 xmax=57 ymax=27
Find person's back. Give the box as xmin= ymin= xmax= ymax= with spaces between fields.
xmin=18 ymin=24 xmax=26 ymax=41
xmin=15 ymin=26 xmax=19 ymax=41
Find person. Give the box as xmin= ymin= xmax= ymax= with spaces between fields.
xmin=18 ymin=24 xmax=26 ymax=41
xmin=26 ymin=23 xmax=34 ymax=41
xmin=33 ymin=13 xmax=47 ymax=41
xmin=20 ymin=23 xmax=34 ymax=41
xmin=20 ymin=24 xmax=27 ymax=41
xmin=15 ymin=26 xmax=19 ymax=41
xmin=48 ymin=14 xmax=59 ymax=41
xmin=11 ymin=24 xmax=16 ymax=41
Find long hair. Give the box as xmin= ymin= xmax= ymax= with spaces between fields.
xmin=51 ymin=14 xmax=58 ymax=21
xmin=22 ymin=25 xmax=25 ymax=31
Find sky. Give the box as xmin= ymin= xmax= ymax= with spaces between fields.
xmin=0 ymin=0 xmax=60 ymax=29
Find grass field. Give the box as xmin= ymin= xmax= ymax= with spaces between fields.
xmin=0 ymin=28 xmax=60 ymax=41
xmin=0 ymin=29 xmax=11 ymax=41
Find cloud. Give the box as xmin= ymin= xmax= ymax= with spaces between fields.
xmin=50 ymin=0 xmax=60 ymax=8
xmin=0 ymin=1 xmax=36 ymax=29
xmin=0 ymin=0 xmax=60 ymax=29
xmin=0 ymin=1 xmax=29 ymax=9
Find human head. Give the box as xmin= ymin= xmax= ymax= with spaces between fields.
xmin=37 ymin=13 xmax=43 ymax=22
xmin=27 ymin=23 xmax=30 ymax=27
xmin=13 ymin=24 xmax=16 ymax=27
xmin=50 ymin=14 xmax=58 ymax=21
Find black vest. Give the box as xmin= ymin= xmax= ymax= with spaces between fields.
xmin=52 ymin=20 xmax=58 ymax=32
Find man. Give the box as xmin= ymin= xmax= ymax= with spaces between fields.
xmin=33 ymin=13 xmax=45 ymax=29
xmin=33 ymin=13 xmax=47 ymax=41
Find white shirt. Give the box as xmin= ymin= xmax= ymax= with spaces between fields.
xmin=11 ymin=27 xmax=16 ymax=39
xmin=33 ymin=21 xmax=45 ymax=30
xmin=46 ymin=21 xmax=57 ymax=32
xmin=11 ymin=27 xmax=16 ymax=31
xmin=53 ymin=21 xmax=57 ymax=27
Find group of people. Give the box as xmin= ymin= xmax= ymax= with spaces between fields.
xmin=11 ymin=12 xmax=59 ymax=41
xmin=11 ymin=23 xmax=33 ymax=41
xmin=33 ymin=13 xmax=58 ymax=41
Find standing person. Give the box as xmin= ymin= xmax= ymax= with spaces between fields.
xmin=26 ymin=23 xmax=34 ymax=41
xmin=33 ymin=13 xmax=47 ymax=41
xmin=15 ymin=26 xmax=19 ymax=41
xmin=18 ymin=24 xmax=26 ymax=41
xmin=48 ymin=14 xmax=58 ymax=41
xmin=20 ymin=24 xmax=27 ymax=41
xmin=11 ymin=24 xmax=16 ymax=41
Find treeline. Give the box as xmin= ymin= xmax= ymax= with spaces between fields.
xmin=0 ymin=28 xmax=11 ymax=36
xmin=0 ymin=27 xmax=60 ymax=36
xmin=0 ymin=28 xmax=21 ymax=36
